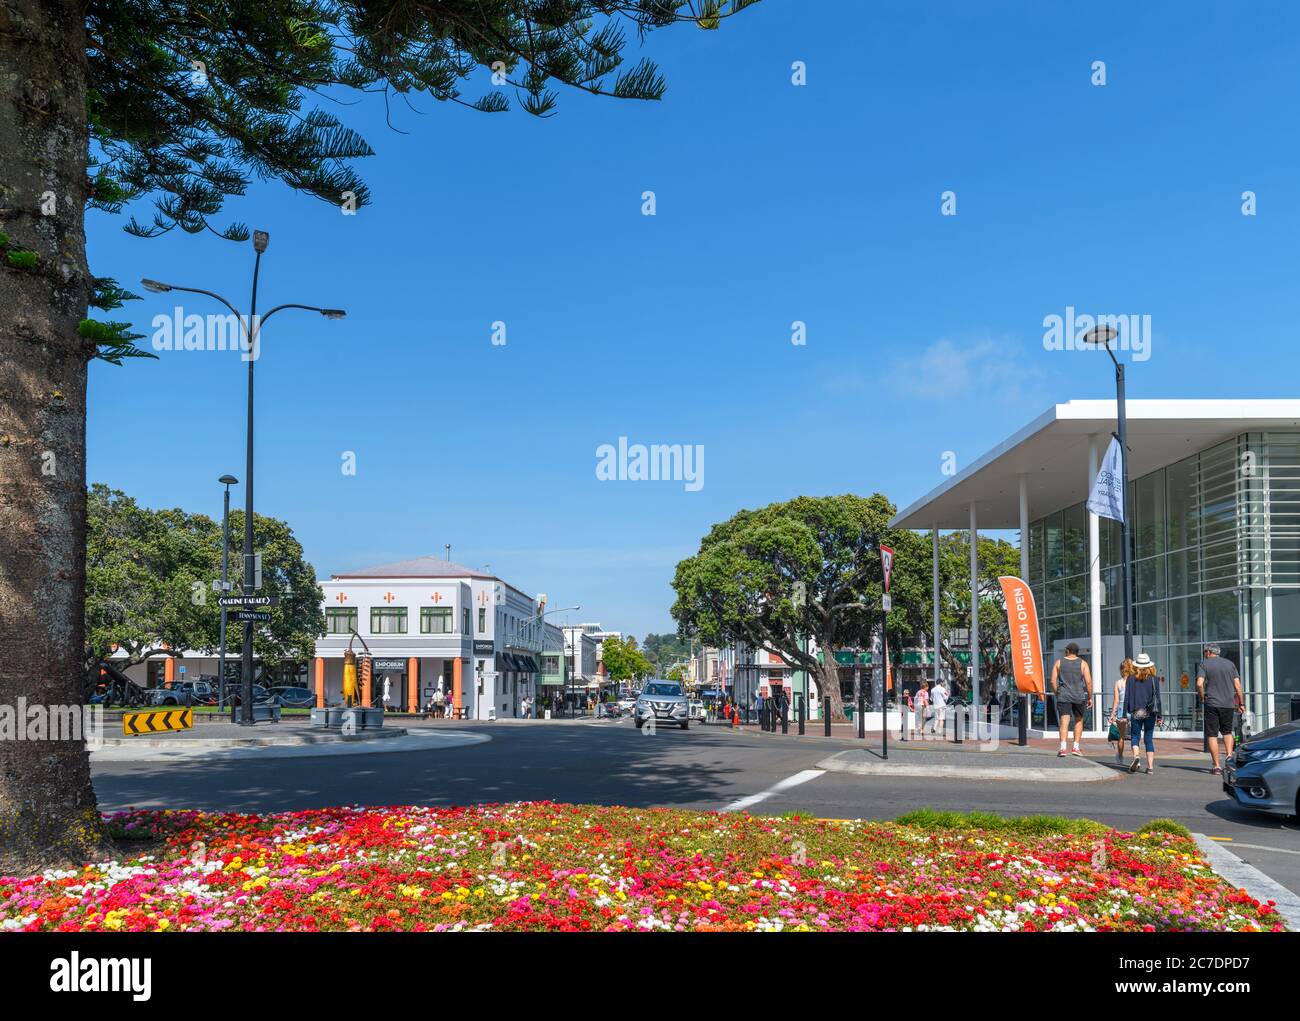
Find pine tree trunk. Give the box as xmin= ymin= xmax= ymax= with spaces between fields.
xmin=0 ymin=0 xmax=103 ymax=872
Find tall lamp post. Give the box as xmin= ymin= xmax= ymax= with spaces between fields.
xmin=144 ymin=231 xmax=346 ymax=725
xmin=217 ymin=474 xmax=238 ymax=716
xmin=522 ymin=604 xmax=579 ymax=717
xmin=1082 ymin=324 xmax=1135 ymax=663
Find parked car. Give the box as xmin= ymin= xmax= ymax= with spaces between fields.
xmin=635 ymin=680 xmax=690 ymax=730
xmin=689 ymin=699 xmax=705 ymax=722
xmin=268 ymin=686 xmax=315 ymax=708
xmin=145 ymin=680 xmax=214 ymax=706
xmin=1223 ymin=719 xmax=1300 ymax=818
xmin=223 ymin=684 xmax=273 ymax=707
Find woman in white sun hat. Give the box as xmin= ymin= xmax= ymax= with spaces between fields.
xmin=1122 ymin=652 xmax=1162 ymax=774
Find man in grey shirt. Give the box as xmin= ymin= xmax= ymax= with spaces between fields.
xmin=1050 ymin=642 xmax=1093 ymax=757
xmin=1197 ymin=644 xmax=1244 ymax=776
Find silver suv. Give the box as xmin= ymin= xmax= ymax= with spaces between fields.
xmin=635 ymin=680 xmax=690 ymax=730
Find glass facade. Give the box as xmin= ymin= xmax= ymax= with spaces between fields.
xmin=1028 ymin=432 xmax=1300 ymax=730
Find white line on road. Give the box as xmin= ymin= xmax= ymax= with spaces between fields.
xmin=721 ymin=769 xmax=826 ymax=813
xmin=1223 ymin=841 xmax=1300 ymax=857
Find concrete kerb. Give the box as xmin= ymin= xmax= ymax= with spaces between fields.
xmin=815 ymin=748 xmax=1117 ymax=783
xmin=1192 ymin=833 xmax=1300 ymax=930
xmin=90 ymin=727 xmax=490 ymax=762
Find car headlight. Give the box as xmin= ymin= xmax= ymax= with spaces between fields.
xmin=1247 ymin=747 xmax=1300 ymax=763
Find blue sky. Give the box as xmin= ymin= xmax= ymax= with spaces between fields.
xmin=86 ymin=1 xmax=1300 ymax=639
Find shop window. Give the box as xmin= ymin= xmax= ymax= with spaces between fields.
xmin=326 ymin=607 xmax=357 ymax=634
xmin=478 ymin=608 xmax=486 ymax=633
xmin=1201 ymin=591 xmax=1240 ymax=642
xmin=420 ymin=607 xmax=451 ymax=634
xmin=371 ymin=607 xmax=408 ymax=634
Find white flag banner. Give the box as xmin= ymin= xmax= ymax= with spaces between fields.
xmin=1087 ymin=436 xmax=1125 ymax=522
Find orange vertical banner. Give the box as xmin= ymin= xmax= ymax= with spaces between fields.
xmin=453 ymin=658 xmax=464 ymax=717
xmin=998 ymin=576 xmax=1045 ymax=695
xmin=314 ymin=657 xmax=325 ymax=708
xmin=408 ymin=658 xmax=419 ymax=713
xmin=361 ymin=656 xmax=373 ymax=707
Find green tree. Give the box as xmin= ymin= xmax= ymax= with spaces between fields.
xmin=601 ymin=635 xmax=651 ymax=684
xmin=642 ymin=632 xmax=691 ymax=672
xmin=0 ymin=0 xmax=756 ymax=870
xmin=672 ymin=494 xmax=936 ymax=722
xmin=85 ymin=484 xmax=324 ymax=685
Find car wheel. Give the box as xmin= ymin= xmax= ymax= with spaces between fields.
xmin=680 ymin=721 xmax=689 ymax=730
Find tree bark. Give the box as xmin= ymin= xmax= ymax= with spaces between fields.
xmin=816 ymin=657 xmax=846 ymax=722
xmin=0 ymin=0 xmax=103 ymax=871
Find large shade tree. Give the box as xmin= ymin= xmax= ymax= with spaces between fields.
xmin=85 ymin=484 xmax=324 ymax=687
xmin=0 ymin=0 xmax=757 ymax=871
xmin=671 ymin=494 xmax=934 ymax=722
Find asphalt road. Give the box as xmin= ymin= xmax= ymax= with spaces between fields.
xmin=91 ymin=718 xmax=1300 ymax=896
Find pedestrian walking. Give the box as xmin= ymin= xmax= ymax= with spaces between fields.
xmin=1050 ymin=642 xmax=1093 ymax=757
xmin=433 ymin=687 xmax=446 ymax=719
xmin=914 ymin=681 xmax=931 ymax=736
xmin=1197 ymin=643 xmax=1245 ymax=777
xmin=1107 ymin=658 xmax=1133 ymax=763
xmin=1123 ymin=652 xmax=1161 ymax=774
xmin=930 ymin=679 xmax=948 ymax=735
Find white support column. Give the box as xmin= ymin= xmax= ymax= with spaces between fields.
xmin=932 ymin=527 xmax=941 ymax=689
xmin=1019 ymin=474 xmax=1029 ymax=580
xmin=970 ymin=501 xmax=980 ymax=708
xmin=1088 ymin=435 xmax=1104 ymax=721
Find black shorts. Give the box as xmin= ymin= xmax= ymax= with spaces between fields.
xmin=1057 ymin=699 xmax=1087 ymax=720
xmin=1205 ymin=706 xmax=1236 ymax=738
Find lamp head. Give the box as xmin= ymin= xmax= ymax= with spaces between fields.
xmin=141 ymin=278 xmax=173 ymax=293
xmin=1082 ymin=324 xmax=1119 ymax=348
xmin=321 ymin=308 xmax=347 ymax=320
xmin=219 ymin=474 xmax=239 ymax=486
xmin=252 ymin=230 xmax=270 ymax=253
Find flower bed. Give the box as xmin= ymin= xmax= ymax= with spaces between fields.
xmin=0 ymin=803 xmax=1285 ymax=932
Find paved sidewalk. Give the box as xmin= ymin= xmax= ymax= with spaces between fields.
xmin=816 ymin=746 xmax=1115 ymax=782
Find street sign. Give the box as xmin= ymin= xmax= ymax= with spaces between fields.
xmin=123 ymin=708 xmax=193 ymax=735
xmin=373 ymin=658 xmax=407 ymax=672
xmin=245 ymin=552 xmax=263 ymax=590
xmin=218 ymin=594 xmax=277 ymax=607
xmin=882 ymin=594 xmax=892 ymax=611
xmin=880 ymin=544 xmax=895 ymax=594
xmin=231 ymin=610 xmax=271 ymax=623
xmin=473 ymin=640 xmax=495 ymax=656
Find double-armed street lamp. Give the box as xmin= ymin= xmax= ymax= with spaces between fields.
xmin=144 ymin=231 xmax=346 ymax=724
xmin=1082 ymin=323 xmax=1135 ymax=664
xmin=217 ymin=474 xmax=238 ymax=713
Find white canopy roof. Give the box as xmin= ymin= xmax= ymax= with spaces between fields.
xmin=889 ymin=399 xmax=1300 ymax=530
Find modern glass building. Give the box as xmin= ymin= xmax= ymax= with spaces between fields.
xmin=891 ymin=401 xmax=1300 ymax=733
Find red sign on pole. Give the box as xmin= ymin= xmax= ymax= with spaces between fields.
xmin=880 ymin=545 xmax=894 ymax=594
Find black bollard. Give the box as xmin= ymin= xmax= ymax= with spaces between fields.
xmin=781 ymin=700 xmax=789 ymax=734
xmin=824 ymin=700 xmax=832 ymax=737
xmin=857 ymin=690 xmax=865 ymax=739
xmin=1018 ymin=694 xmax=1028 ymax=747
xmin=797 ymin=693 xmax=805 ymax=735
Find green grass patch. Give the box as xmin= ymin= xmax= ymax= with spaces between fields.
xmin=1135 ymin=818 xmax=1192 ymax=838
xmin=894 ymin=807 xmax=1110 ymax=837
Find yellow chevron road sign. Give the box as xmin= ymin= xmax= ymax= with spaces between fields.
xmin=123 ymin=708 xmax=194 ymax=735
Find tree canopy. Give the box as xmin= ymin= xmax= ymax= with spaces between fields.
xmin=85 ymin=484 xmax=324 ymax=682
xmin=599 ymin=634 xmax=651 ymax=683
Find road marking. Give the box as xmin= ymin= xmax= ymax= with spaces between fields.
xmin=721 ymin=769 xmax=826 ymax=813
xmin=1226 ymin=841 xmax=1300 ymax=857
xmin=1208 ymin=836 xmax=1233 ymax=841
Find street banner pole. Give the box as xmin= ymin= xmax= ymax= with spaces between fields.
xmin=880 ymin=544 xmax=894 ymax=762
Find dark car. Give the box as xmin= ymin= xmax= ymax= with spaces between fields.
xmin=145 ymin=680 xmax=214 ymax=706
xmin=223 ymin=684 xmax=272 ymax=706
xmin=268 ymin=686 xmax=315 ymax=708
xmin=1223 ymin=719 xmax=1300 ymax=818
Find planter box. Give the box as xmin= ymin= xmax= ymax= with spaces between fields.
xmin=316 ymin=706 xmax=385 ymax=731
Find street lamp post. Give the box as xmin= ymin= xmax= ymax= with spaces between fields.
xmin=143 ymin=232 xmax=346 ymax=725
xmin=520 ymin=604 xmax=579 ymax=718
xmin=217 ymin=474 xmax=238 ymax=717
xmin=1083 ymin=324 xmax=1135 ymax=663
